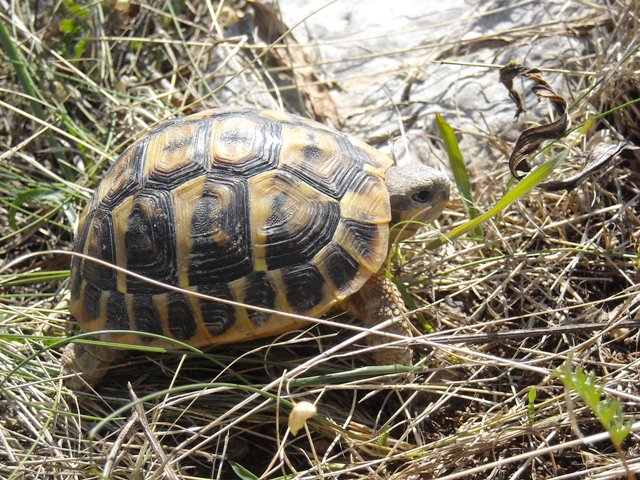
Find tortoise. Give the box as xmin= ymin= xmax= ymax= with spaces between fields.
xmin=63 ymin=107 xmax=449 ymax=388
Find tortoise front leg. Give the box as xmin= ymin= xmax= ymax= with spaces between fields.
xmin=340 ymin=273 xmax=413 ymax=366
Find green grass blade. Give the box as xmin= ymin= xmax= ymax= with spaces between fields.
xmin=435 ymin=113 xmax=483 ymax=239
xmin=230 ymin=462 xmax=260 ymax=480
xmin=428 ymin=146 xmax=570 ymax=250
xmin=8 ymin=188 xmax=66 ymax=230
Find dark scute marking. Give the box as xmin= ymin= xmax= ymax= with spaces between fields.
xmin=105 ymin=291 xmax=128 ymax=330
xmin=198 ymin=284 xmax=235 ymax=335
xmin=188 ymin=175 xmax=253 ymax=285
xmin=149 ymin=118 xmax=180 ymax=136
xmin=71 ymin=203 xmax=92 ymax=300
xmin=335 ymin=135 xmax=370 ymax=168
xmin=266 ymin=192 xmax=290 ymax=231
xmin=342 ymin=219 xmax=379 ymax=262
xmin=302 ymin=144 xmax=323 ymax=161
xmin=132 ymin=295 xmax=164 ymax=341
xmin=82 ymin=283 xmax=102 ymax=322
xmin=281 ymin=264 xmax=325 ymax=313
xmin=243 ymin=271 xmax=276 ymax=326
xmin=253 ymin=119 xmax=282 ymax=175
xmin=192 ymin=121 xmax=213 ymax=169
xmin=72 ymin=202 xmax=94 ymax=275
xmin=163 ymin=136 xmax=188 ymax=152
xmin=125 ymin=191 xmax=178 ymax=293
xmin=211 ymin=117 xmax=282 ymax=176
xmin=146 ymin=162 xmax=207 ymax=190
xmin=146 ymin=122 xmax=210 ymax=190
xmin=70 ymin=268 xmax=83 ymax=306
xmin=101 ymin=140 xmax=147 ymax=209
xmin=285 ymin=165 xmax=351 ymax=199
xmin=286 ymin=133 xmax=367 ymax=199
xmin=80 ymin=206 xmax=117 ymax=290
xmin=220 ymin=129 xmax=245 ymax=147
xmin=322 ymin=244 xmax=360 ymax=293
xmin=166 ymin=292 xmax=197 ymax=340
xmin=265 ymin=191 xmax=340 ymax=271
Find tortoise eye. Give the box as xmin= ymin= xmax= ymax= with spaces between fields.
xmin=411 ymin=189 xmax=432 ymax=203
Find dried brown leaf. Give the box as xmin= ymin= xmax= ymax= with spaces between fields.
xmin=500 ymin=62 xmax=570 ymax=179
xmin=540 ymin=142 xmax=631 ymax=191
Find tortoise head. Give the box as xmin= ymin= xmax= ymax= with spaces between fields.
xmin=385 ymin=164 xmax=450 ymax=242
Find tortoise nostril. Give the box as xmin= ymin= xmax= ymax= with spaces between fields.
xmin=411 ymin=189 xmax=432 ymax=203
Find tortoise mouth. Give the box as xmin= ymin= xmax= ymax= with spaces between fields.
xmin=391 ymin=202 xmax=446 ymax=228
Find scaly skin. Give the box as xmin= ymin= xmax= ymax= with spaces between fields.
xmin=340 ymin=273 xmax=413 ymax=366
xmin=62 ymin=342 xmax=122 ymax=390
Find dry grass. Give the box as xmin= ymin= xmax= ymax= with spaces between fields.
xmin=1 ymin=0 xmax=639 ymax=479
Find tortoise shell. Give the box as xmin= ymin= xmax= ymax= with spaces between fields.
xmin=70 ymin=107 xmax=395 ymax=348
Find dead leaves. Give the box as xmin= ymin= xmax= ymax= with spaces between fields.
xmin=500 ymin=62 xmax=632 ymax=191
xmin=500 ymin=62 xmax=570 ymax=180
xmin=539 ymin=142 xmax=629 ymax=191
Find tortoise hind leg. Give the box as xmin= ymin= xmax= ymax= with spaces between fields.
xmin=62 ymin=342 xmax=122 ymax=390
xmin=340 ymin=273 xmax=413 ymax=366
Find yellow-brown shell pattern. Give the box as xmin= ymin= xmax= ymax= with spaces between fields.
xmin=70 ymin=108 xmax=393 ymax=348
